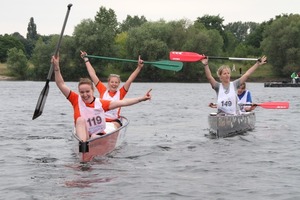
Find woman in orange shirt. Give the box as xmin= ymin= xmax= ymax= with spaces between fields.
xmin=80 ymin=51 xmax=143 ymax=128
xmin=52 ymin=55 xmax=151 ymax=142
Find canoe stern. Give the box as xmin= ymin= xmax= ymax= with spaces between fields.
xmin=208 ymin=112 xmax=256 ymax=138
xmin=73 ymin=116 xmax=129 ymax=162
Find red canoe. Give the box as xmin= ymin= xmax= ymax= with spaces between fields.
xmin=73 ymin=116 xmax=129 ymax=162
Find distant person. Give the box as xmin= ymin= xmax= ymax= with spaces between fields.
xmin=81 ymin=51 xmax=144 ymax=128
xmin=201 ymin=55 xmax=267 ymax=115
xmin=232 ymin=64 xmax=236 ymax=71
xmin=237 ymin=82 xmax=256 ymax=112
xmin=52 ymin=55 xmax=151 ymax=142
xmin=291 ymin=72 xmax=297 ymax=83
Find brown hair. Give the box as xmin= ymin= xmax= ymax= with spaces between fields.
xmin=239 ymin=82 xmax=246 ymax=89
xmin=78 ymin=78 xmax=94 ymax=90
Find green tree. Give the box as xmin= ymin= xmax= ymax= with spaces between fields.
xmin=195 ymin=15 xmax=228 ymax=51
xmin=0 ymin=34 xmax=25 ymax=62
xmin=25 ymin=17 xmax=39 ymax=58
xmin=119 ymin=15 xmax=147 ymax=32
xmin=167 ymin=19 xmax=193 ymax=51
xmin=126 ymin=21 xmax=170 ymax=59
xmin=31 ymin=35 xmax=77 ymax=81
xmin=115 ymin=32 xmax=128 ymax=58
xmin=179 ymin=24 xmax=223 ymax=81
xmin=225 ymin=21 xmax=259 ymax=43
xmin=7 ymin=48 xmax=28 ymax=79
xmin=222 ymin=31 xmax=239 ymax=55
xmin=27 ymin=17 xmax=38 ymax=41
xmin=74 ymin=7 xmax=119 ymax=58
xmin=73 ymin=19 xmax=103 ymax=79
xmin=262 ymin=14 xmax=300 ymax=75
xmin=31 ymin=37 xmax=55 ymax=80
xmin=126 ymin=21 xmax=175 ymax=81
xmin=73 ymin=19 xmax=119 ymax=80
xmin=223 ymin=22 xmax=265 ymax=57
xmin=95 ymin=6 xmax=119 ymax=34
xmin=57 ymin=35 xmax=80 ymax=80
xmin=11 ymin=32 xmax=33 ymax=58
xmin=196 ymin=15 xmax=225 ymax=33
xmin=182 ymin=25 xmax=223 ymax=55
xmin=244 ymin=23 xmax=265 ymax=49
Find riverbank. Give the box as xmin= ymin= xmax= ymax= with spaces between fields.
xmin=0 ymin=75 xmax=14 ymax=80
xmin=0 ymin=63 xmax=16 ymax=80
xmin=0 ymin=62 xmax=287 ymax=82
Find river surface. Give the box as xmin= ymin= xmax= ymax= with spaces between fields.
xmin=0 ymin=81 xmax=299 ymax=200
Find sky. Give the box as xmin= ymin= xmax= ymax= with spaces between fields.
xmin=1 ymin=0 xmax=299 ymax=37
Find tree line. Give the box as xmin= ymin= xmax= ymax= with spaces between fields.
xmin=1 ymin=6 xmax=300 ymax=81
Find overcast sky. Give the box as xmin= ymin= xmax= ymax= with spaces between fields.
xmin=1 ymin=0 xmax=299 ymax=37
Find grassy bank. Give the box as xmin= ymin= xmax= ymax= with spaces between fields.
xmin=0 ymin=63 xmax=9 ymax=76
xmin=229 ymin=63 xmax=286 ymax=82
xmin=0 ymin=63 xmax=14 ymax=80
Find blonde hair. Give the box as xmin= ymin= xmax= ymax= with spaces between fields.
xmin=216 ymin=65 xmax=231 ymax=77
xmin=107 ymin=74 xmax=121 ymax=82
xmin=78 ymin=78 xmax=94 ymax=90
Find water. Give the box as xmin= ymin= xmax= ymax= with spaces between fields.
xmin=0 ymin=81 xmax=299 ymax=200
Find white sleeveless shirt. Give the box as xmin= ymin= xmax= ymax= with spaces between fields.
xmin=78 ymin=97 xmax=106 ymax=135
xmin=103 ymin=90 xmax=121 ymax=120
xmin=217 ymin=82 xmax=239 ymax=115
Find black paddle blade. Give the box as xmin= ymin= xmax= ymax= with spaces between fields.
xmin=32 ymin=82 xmax=49 ymax=120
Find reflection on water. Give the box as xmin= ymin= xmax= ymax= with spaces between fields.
xmin=65 ymin=177 xmax=115 ymax=188
xmin=64 ymin=162 xmax=115 ymax=188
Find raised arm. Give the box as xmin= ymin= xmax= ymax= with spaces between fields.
xmin=123 ymin=55 xmax=144 ymax=91
xmin=239 ymin=55 xmax=267 ymax=84
xmin=52 ymin=56 xmax=71 ymax=98
xmin=201 ymin=58 xmax=217 ymax=88
xmin=109 ymin=88 xmax=151 ymax=110
xmin=81 ymin=51 xmax=100 ymax=85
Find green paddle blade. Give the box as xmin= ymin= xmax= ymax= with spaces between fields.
xmin=150 ymin=60 xmax=183 ymax=72
xmin=86 ymin=55 xmax=183 ymax=72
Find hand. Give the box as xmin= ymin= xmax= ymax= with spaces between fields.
xmin=201 ymin=57 xmax=208 ymax=66
xmin=141 ymin=89 xmax=152 ymax=102
xmin=250 ymin=104 xmax=257 ymax=110
xmin=209 ymin=102 xmax=217 ymax=108
xmin=51 ymin=55 xmax=60 ymax=71
xmin=138 ymin=55 xmax=144 ymax=68
xmin=80 ymin=50 xmax=89 ymax=61
xmin=257 ymin=55 xmax=267 ymax=65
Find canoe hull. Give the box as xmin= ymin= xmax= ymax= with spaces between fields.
xmin=73 ymin=116 xmax=129 ymax=162
xmin=208 ymin=112 xmax=255 ymax=138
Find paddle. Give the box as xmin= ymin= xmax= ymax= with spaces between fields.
xmin=32 ymin=4 xmax=72 ymax=120
xmin=85 ymin=55 xmax=183 ymax=72
xmin=169 ymin=51 xmax=260 ymax=62
xmin=242 ymin=102 xmax=289 ymax=109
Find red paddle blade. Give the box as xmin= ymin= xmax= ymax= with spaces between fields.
xmin=169 ymin=51 xmax=206 ymax=62
xmin=258 ymin=102 xmax=289 ymax=109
